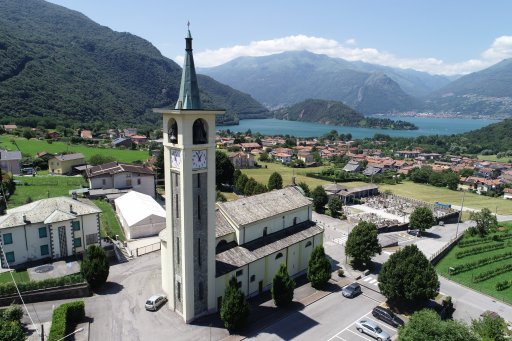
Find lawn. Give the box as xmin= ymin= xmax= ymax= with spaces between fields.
xmin=8 ymin=175 xmax=88 ymax=208
xmin=0 ymin=135 xmax=148 ymax=163
xmin=477 ymin=154 xmax=512 ymax=162
xmin=93 ymin=199 xmax=126 ymax=241
xmin=0 ymin=270 xmax=29 ymax=284
xmin=435 ymin=225 xmax=512 ymax=305
xmin=379 ymin=181 xmax=512 ymax=215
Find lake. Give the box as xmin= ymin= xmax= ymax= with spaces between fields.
xmin=217 ymin=116 xmax=499 ymax=139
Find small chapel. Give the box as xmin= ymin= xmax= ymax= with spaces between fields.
xmin=155 ymin=29 xmax=324 ymax=323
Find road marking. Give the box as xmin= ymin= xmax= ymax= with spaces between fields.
xmin=327 ymin=311 xmax=374 ymax=341
xmin=363 ymin=277 xmax=372 ymax=282
xmin=368 ymin=279 xmax=377 ymax=284
xmin=361 ymin=293 xmax=382 ymax=304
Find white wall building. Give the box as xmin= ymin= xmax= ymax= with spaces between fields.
xmin=0 ymin=197 xmax=101 ymax=268
xmin=114 ymin=191 xmax=165 ymax=239
xmin=86 ymin=162 xmax=155 ymax=198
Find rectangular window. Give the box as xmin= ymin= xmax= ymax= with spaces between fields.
xmin=71 ymin=221 xmax=80 ymax=231
xmin=74 ymin=237 xmax=82 ymax=248
xmin=40 ymin=244 xmax=49 ymax=256
xmin=197 ymin=195 xmax=201 ymax=220
xmin=39 ymin=227 xmax=47 ymax=238
xmin=237 ymin=281 xmax=242 ymax=288
xmin=126 ymin=179 xmax=132 ymax=186
xmin=3 ymin=233 xmax=13 ymax=245
xmin=5 ymin=252 xmax=15 ymax=263
xmin=86 ymin=233 xmax=98 ymax=245
xmin=236 ymin=269 xmax=243 ymax=277
xmin=137 ymin=178 xmax=141 ymax=185
xmin=250 ymin=275 xmax=256 ymax=282
xmin=198 ymin=239 xmax=201 ymax=267
xmin=176 ymin=237 xmax=180 ymax=264
xmin=197 ymin=174 xmax=201 ymax=188
xmin=199 ymin=282 xmax=204 ymax=301
xmin=177 ymin=282 xmax=181 ymax=301
xmin=102 ymin=179 xmax=106 ymax=186
xmin=175 ymin=194 xmax=179 ymax=218
xmin=174 ymin=173 xmax=180 ymax=188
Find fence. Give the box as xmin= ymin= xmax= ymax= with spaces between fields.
xmin=136 ymin=242 xmax=161 ymax=257
xmin=429 ymin=233 xmax=464 ymax=265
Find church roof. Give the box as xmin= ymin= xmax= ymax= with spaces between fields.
xmin=217 ymin=187 xmax=311 ymax=226
xmin=215 ymin=209 xmax=235 ymax=238
xmin=216 ymin=221 xmax=323 ymax=276
xmin=175 ymin=29 xmax=202 ymax=110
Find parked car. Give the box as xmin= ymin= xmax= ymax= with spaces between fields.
xmin=342 ymin=283 xmax=361 ymax=298
xmin=145 ymin=294 xmax=167 ymax=311
xmin=355 ymin=319 xmax=391 ymax=341
xmin=372 ymin=306 xmax=403 ymax=327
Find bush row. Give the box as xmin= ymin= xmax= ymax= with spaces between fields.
xmin=455 ymin=242 xmax=506 ymax=259
xmin=473 ymin=263 xmax=512 ymax=283
xmin=449 ymin=251 xmax=512 ymax=275
xmin=0 ymin=274 xmax=85 ymax=296
xmin=48 ymin=300 xmax=85 ymax=341
xmin=495 ymin=280 xmax=512 ymax=291
xmin=458 ymin=233 xmax=512 ymax=248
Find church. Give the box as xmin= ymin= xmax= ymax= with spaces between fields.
xmin=155 ymin=29 xmax=324 ymax=323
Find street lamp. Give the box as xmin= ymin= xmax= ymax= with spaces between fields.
xmin=455 ymin=191 xmax=466 ymax=237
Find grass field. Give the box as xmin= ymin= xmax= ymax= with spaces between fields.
xmin=379 ymin=181 xmax=512 ymax=215
xmin=0 ymin=135 xmax=148 ymax=163
xmin=0 ymin=270 xmax=29 ymax=284
xmin=8 ymin=175 xmax=87 ymax=208
xmin=477 ymin=154 xmax=512 ymax=162
xmin=93 ymin=199 xmax=126 ymax=241
xmin=436 ymin=224 xmax=512 ymax=304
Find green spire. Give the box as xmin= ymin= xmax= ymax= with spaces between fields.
xmin=175 ymin=25 xmax=202 ymax=110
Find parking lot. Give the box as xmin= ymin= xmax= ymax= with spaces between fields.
xmin=327 ymin=310 xmax=398 ymax=341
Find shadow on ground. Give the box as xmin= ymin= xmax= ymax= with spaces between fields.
xmin=95 ymin=281 xmax=124 ymax=295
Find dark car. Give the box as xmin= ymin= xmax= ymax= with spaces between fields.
xmin=342 ymin=283 xmax=362 ymax=298
xmin=372 ymin=306 xmax=403 ymax=327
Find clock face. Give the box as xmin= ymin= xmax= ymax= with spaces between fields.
xmin=192 ymin=150 xmax=207 ymax=169
xmin=171 ymin=149 xmax=181 ymax=168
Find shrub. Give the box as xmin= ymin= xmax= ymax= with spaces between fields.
xmin=337 ymin=269 xmax=344 ymax=277
xmin=495 ymin=280 xmax=511 ymax=291
xmin=2 ymin=304 xmax=23 ymax=321
xmin=48 ymin=301 xmax=85 ymax=341
xmin=80 ymin=245 xmax=110 ymax=290
xmin=0 ymin=274 xmax=85 ymax=296
xmin=473 ymin=263 xmax=512 ymax=283
xmin=455 ymin=242 xmax=506 ymax=258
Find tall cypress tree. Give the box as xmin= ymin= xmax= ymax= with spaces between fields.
xmin=220 ymin=277 xmax=250 ymax=330
xmin=272 ymin=263 xmax=295 ymax=307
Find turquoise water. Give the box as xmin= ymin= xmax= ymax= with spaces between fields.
xmin=218 ymin=117 xmax=499 ymax=139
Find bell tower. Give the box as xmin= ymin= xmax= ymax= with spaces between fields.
xmin=155 ymin=27 xmax=224 ymax=322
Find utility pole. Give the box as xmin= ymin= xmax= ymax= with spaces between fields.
xmin=456 ymin=190 xmax=466 ymax=237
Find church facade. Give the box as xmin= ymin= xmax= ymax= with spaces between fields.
xmin=157 ymin=30 xmax=324 ymax=323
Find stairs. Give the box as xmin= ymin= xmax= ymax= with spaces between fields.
xmin=113 ymin=240 xmax=132 ymax=263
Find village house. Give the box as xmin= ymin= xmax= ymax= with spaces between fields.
xmin=459 ymin=176 xmax=503 ymax=194
xmin=274 ymin=152 xmax=292 ymax=163
xmin=503 ymin=188 xmax=512 ymax=200
xmin=0 ymin=197 xmax=101 ymax=268
xmin=46 ymin=131 xmax=60 ymax=140
xmin=0 ymin=150 xmax=22 ymax=175
xmin=130 ymin=135 xmax=148 ymax=145
xmin=48 ymin=153 xmax=85 ymax=175
xmin=239 ymin=142 xmax=261 ymax=152
xmin=80 ymin=130 xmax=93 ymax=139
xmin=111 ymin=137 xmax=133 ymax=148
xmin=343 ymin=160 xmax=361 ymax=173
xmin=123 ymin=128 xmax=138 ymax=137
xmin=2 ymin=124 xmax=17 ymax=132
xmin=86 ymin=162 xmax=155 ymax=198
xmin=395 ymin=150 xmax=421 ymax=158
xmin=228 ymin=151 xmax=255 ymax=169
xmin=297 ymin=150 xmax=314 ymax=164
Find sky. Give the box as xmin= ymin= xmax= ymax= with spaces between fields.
xmin=46 ymin=0 xmax=512 ymax=75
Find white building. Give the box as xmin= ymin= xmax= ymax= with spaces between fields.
xmin=114 ymin=191 xmax=165 ymax=239
xmin=86 ymin=162 xmax=155 ymax=198
xmin=0 ymin=197 xmax=101 ymax=268
xmin=157 ymin=30 xmax=324 ymax=323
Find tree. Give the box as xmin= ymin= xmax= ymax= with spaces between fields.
xmin=272 ymin=263 xmax=295 ymax=307
xmin=297 ymin=181 xmax=310 ymax=197
xmin=216 ymin=191 xmax=227 ymax=202
xmin=80 ymin=245 xmax=110 ymax=290
xmin=311 ymin=186 xmax=328 ymax=213
xmin=268 ymin=172 xmax=283 ymax=190
xmin=471 ymin=313 xmax=507 ymax=341
xmin=252 ymin=183 xmax=267 ymax=195
xmin=259 ymin=152 xmax=270 ymax=162
xmin=470 ymin=208 xmax=498 ymax=236
xmin=409 ymin=206 xmax=436 ymax=236
xmin=379 ymin=245 xmax=439 ymax=308
xmin=244 ymin=177 xmax=258 ymax=196
xmin=89 ymin=154 xmax=116 ymax=166
xmin=398 ymin=309 xmax=480 ymax=341
xmin=345 ymin=221 xmax=381 ymax=268
xmin=233 ymin=169 xmax=242 ymax=184
xmin=307 ymin=245 xmax=331 ymax=289
xmin=155 ymin=145 xmax=164 ymax=179
xmin=216 ymin=151 xmax=235 ymax=188
xmin=2 ymin=304 xmax=23 ymax=321
xmin=327 ymin=197 xmax=342 ymax=218
xmin=235 ymin=173 xmax=249 ymax=193
xmin=0 ymin=320 xmax=25 ymax=341
xmin=220 ymin=277 xmax=250 ymax=330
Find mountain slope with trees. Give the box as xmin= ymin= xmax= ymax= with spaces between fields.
xmin=0 ymin=0 xmax=268 ymax=128
xmin=273 ymin=99 xmax=418 ymax=130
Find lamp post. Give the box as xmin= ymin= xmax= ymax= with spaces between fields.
xmin=455 ymin=191 xmax=466 ymax=237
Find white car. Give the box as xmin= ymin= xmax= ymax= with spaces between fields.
xmin=355 ymin=319 xmax=391 ymax=341
xmin=145 ymin=294 xmax=167 ymax=311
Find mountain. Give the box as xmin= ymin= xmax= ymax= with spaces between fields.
xmin=273 ymin=99 xmax=417 ymax=130
xmin=0 ymin=0 xmax=268 ymax=128
xmin=425 ymin=58 xmax=512 ymax=117
xmin=458 ymin=117 xmax=512 ymax=153
xmin=199 ymin=51 xmax=439 ymax=114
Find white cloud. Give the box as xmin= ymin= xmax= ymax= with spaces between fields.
xmin=173 ymin=34 xmax=512 ymax=75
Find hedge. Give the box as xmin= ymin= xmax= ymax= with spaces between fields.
xmin=455 ymin=242 xmax=506 ymax=259
xmin=458 ymin=232 xmax=512 ymax=248
xmin=473 ymin=263 xmax=512 ymax=283
xmin=449 ymin=251 xmax=512 ymax=275
xmin=495 ymin=280 xmax=512 ymax=291
xmin=48 ymin=300 xmax=85 ymax=341
xmin=0 ymin=274 xmax=85 ymax=296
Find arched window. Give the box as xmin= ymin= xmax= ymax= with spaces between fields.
xmin=275 ymin=252 xmax=283 ymax=260
xmin=216 ymin=239 xmax=227 ymax=252
xmin=263 ymin=227 xmax=268 ymax=237
xmin=305 ymin=241 xmax=312 ymax=248
xmin=168 ymin=118 xmax=178 ymax=144
xmin=192 ymin=119 xmax=208 ymax=144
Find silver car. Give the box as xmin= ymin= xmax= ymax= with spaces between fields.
xmin=355 ymin=319 xmax=391 ymax=341
xmin=145 ymin=294 xmax=167 ymax=311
